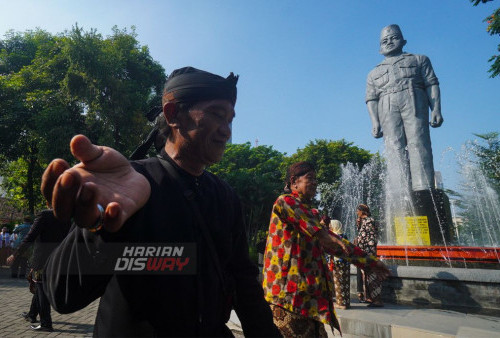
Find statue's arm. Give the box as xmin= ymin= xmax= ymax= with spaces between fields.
xmin=420 ymin=55 xmax=444 ymax=128
xmin=367 ymin=100 xmax=383 ymax=138
xmin=366 ymin=72 xmax=383 ymax=139
xmin=426 ymin=84 xmax=443 ymax=128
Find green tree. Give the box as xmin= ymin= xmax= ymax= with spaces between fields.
xmin=63 ymin=25 xmax=165 ymax=154
xmin=471 ymin=0 xmax=500 ymax=77
xmin=0 ymin=29 xmax=44 ymax=74
xmin=0 ymin=29 xmax=81 ymax=214
xmin=283 ymin=139 xmax=373 ymax=185
xmin=0 ymin=157 xmax=45 ymax=213
xmin=474 ymin=132 xmax=500 ymax=191
xmin=0 ymin=26 xmax=166 ymax=214
xmin=209 ymin=143 xmax=285 ymax=247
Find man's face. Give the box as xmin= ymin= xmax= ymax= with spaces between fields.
xmin=176 ymin=99 xmax=235 ymax=166
xmin=379 ymin=31 xmax=405 ymax=57
xmin=2 ymin=227 xmax=6 ymax=233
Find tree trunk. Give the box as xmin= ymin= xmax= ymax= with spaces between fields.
xmin=26 ymin=149 xmax=37 ymax=216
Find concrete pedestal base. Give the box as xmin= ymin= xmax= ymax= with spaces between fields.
xmin=350 ymin=265 xmax=500 ymax=316
xmin=411 ymin=189 xmax=454 ymax=245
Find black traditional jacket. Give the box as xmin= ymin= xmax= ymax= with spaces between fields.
xmin=15 ymin=209 xmax=71 ymax=271
xmin=44 ymin=155 xmax=280 ymax=337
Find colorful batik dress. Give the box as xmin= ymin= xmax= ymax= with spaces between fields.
xmin=262 ymin=192 xmax=379 ymax=336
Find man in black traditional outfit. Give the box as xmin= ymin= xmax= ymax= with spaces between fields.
xmin=7 ymin=208 xmax=71 ymax=332
xmin=42 ymin=67 xmax=281 ymax=337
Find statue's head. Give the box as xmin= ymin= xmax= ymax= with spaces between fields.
xmin=379 ymin=24 xmax=406 ymax=57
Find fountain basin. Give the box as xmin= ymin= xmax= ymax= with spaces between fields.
xmin=377 ymin=245 xmax=500 ymax=269
xmin=350 ymin=264 xmax=500 ymax=316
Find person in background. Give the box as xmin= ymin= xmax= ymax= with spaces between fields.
xmin=329 ymin=220 xmax=351 ymax=310
xmin=10 ymin=216 xmax=33 ymax=278
xmin=262 ymin=162 xmax=390 ymax=336
xmin=355 ymin=203 xmax=383 ymax=307
xmin=7 ymin=207 xmax=72 ymax=332
xmin=0 ymin=226 xmax=12 ymax=265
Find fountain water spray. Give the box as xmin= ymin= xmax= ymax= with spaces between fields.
xmin=320 ymin=141 xmax=500 ymax=267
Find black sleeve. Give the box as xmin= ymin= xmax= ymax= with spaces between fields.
xmin=15 ymin=212 xmax=44 ymax=257
xmin=43 ymin=224 xmax=118 ymax=314
xmin=230 ymin=196 xmax=281 ymax=337
xmin=43 ymin=161 xmax=150 ymax=315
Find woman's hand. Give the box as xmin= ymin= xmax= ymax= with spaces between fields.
xmin=331 ymin=234 xmax=352 ymax=256
xmin=316 ymin=229 xmax=352 ymax=256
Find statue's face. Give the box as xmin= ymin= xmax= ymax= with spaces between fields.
xmin=379 ymin=29 xmax=406 ymax=57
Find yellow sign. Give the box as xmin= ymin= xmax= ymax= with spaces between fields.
xmin=394 ymin=216 xmax=430 ymax=245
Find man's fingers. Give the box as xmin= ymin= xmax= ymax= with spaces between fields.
xmin=74 ymin=182 xmax=101 ymax=228
xmin=52 ymin=170 xmax=81 ymax=221
xmin=103 ymin=202 xmax=124 ymax=233
xmin=73 ymin=187 xmax=125 ymax=232
xmin=70 ymin=135 xmax=104 ymax=163
xmin=41 ymin=159 xmax=70 ymax=204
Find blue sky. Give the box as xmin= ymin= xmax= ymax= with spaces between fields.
xmin=1 ymin=0 xmax=498 ymax=192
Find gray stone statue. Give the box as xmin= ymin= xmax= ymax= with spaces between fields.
xmin=366 ymin=24 xmax=443 ymax=191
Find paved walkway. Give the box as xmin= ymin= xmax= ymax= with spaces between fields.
xmin=2 ymin=265 xmax=500 ymax=337
xmin=231 ymin=301 xmax=500 ymax=338
xmin=0 ymin=266 xmax=98 ymax=337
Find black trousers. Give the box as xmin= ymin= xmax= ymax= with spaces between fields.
xmin=11 ymin=255 xmax=28 ymax=277
xmin=28 ymin=291 xmax=39 ymax=320
xmin=356 ymin=267 xmax=363 ymax=293
xmin=36 ymin=282 xmax=52 ymax=327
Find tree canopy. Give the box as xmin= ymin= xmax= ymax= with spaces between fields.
xmin=208 ymin=139 xmax=375 ymax=250
xmin=283 ymin=139 xmax=373 ymax=185
xmin=471 ymin=0 xmax=500 ymax=77
xmin=474 ymin=132 xmax=500 ymax=191
xmin=208 ymin=142 xmax=285 ymax=244
xmin=0 ymin=26 xmax=165 ymax=215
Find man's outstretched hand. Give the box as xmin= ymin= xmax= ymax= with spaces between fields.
xmin=41 ymin=135 xmax=151 ymax=233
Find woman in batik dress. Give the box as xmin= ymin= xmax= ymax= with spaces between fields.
xmin=355 ymin=204 xmax=383 ymax=307
xmin=262 ymin=162 xmax=390 ymax=337
xmin=329 ymin=220 xmax=350 ymax=310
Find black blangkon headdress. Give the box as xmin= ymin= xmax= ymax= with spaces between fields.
xmin=129 ymin=67 xmax=238 ymax=160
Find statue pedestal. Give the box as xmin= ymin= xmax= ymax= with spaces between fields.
xmin=410 ymin=189 xmax=454 ymax=245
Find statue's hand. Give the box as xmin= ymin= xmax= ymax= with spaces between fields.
xmin=372 ymin=124 xmax=383 ymax=138
xmin=430 ymin=110 xmax=444 ymax=128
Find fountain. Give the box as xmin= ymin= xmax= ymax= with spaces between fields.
xmin=318 ymin=142 xmax=500 ymax=314
xmin=319 ymin=144 xmax=500 ymax=268
xmin=325 ymin=22 xmax=500 ymax=315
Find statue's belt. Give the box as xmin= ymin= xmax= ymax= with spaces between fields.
xmin=379 ymin=83 xmax=425 ymax=97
